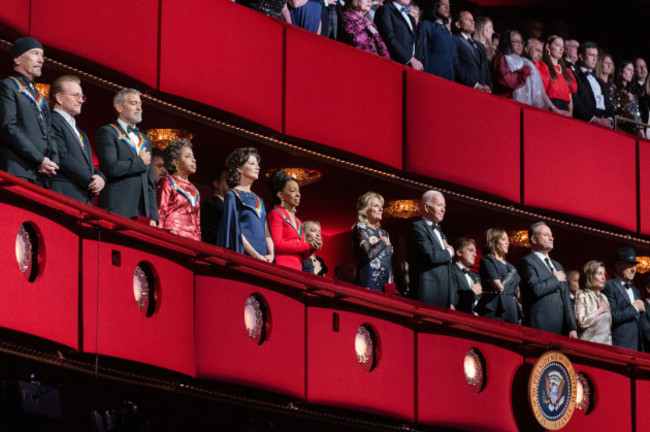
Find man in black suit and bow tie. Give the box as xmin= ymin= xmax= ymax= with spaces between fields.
xmin=407 ymin=190 xmax=455 ymax=308
xmin=0 ymin=37 xmax=59 ymax=185
xmin=604 ymin=248 xmax=645 ymax=351
xmin=517 ymin=221 xmax=577 ymax=337
xmin=374 ymin=0 xmax=423 ymax=70
xmin=95 ymin=88 xmax=158 ymax=226
xmin=572 ymin=42 xmax=614 ymax=128
xmin=50 ymin=75 xmax=105 ymax=204
xmin=452 ymin=10 xmax=491 ymax=93
xmin=200 ymin=166 xmax=229 ymax=244
xmin=450 ymin=237 xmax=482 ymax=314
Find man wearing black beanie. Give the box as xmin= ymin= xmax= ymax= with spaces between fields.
xmin=0 ymin=37 xmax=59 ymax=185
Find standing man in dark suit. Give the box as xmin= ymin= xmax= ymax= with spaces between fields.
xmin=200 ymin=166 xmax=229 ymax=244
xmin=572 ymin=42 xmax=614 ymax=128
xmin=604 ymin=248 xmax=645 ymax=351
xmin=95 ymin=88 xmax=158 ymax=226
xmin=407 ymin=190 xmax=454 ymax=308
xmin=517 ymin=221 xmax=577 ymax=337
xmin=452 ymin=10 xmax=491 ymax=92
xmin=450 ymin=237 xmax=482 ymax=314
xmin=50 ymin=75 xmax=105 ymax=204
xmin=374 ymin=0 xmax=423 ymax=70
xmin=0 ymin=37 xmax=59 ymax=185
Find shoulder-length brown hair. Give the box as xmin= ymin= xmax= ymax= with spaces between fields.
xmin=581 ymin=260 xmax=606 ymax=291
xmin=484 ymin=227 xmax=506 ymax=256
xmin=224 ymin=147 xmax=260 ymax=188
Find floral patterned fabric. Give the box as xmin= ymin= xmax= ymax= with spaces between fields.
xmin=341 ymin=11 xmax=390 ymax=59
xmin=352 ymin=222 xmax=393 ymax=292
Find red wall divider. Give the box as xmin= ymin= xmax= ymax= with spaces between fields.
xmin=159 ymin=0 xmax=284 ymax=131
xmin=284 ymin=27 xmax=405 ymax=169
xmin=638 ymin=140 xmax=650 ymax=234
xmin=0 ymin=0 xmax=30 ymax=36
xmin=523 ymin=108 xmax=637 ymax=231
xmin=405 ymin=71 xmax=521 ymax=203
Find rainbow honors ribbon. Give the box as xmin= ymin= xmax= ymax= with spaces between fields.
xmin=77 ymin=130 xmax=85 ymax=148
xmin=9 ymin=76 xmax=47 ymax=112
xmin=168 ymin=176 xmax=199 ymax=207
xmin=232 ymin=189 xmax=264 ymax=219
xmin=108 ymin=123 xmax=146 ymax=154
xmin=275 ymin=206 xmax=303 ymax=239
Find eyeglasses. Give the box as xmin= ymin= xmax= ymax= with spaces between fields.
xmin=512 ymin=39 xmax=524 ymax=45
xmin=62 ymin=93 xmax=87 ymax=102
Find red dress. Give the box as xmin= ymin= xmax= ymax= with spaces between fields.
xmin=268 ymin=206 xmax=311 ymax=270
xmin=157 ymin=175 xmax=201 ymax=241
xmin=535 ymin=61 xmax=577 ymax=102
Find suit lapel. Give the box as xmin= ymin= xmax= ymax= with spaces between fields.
xmin=55 ymin=112 xmax=92 ymax=166
xmin=389 ymin=2 xmax=414 ymax=35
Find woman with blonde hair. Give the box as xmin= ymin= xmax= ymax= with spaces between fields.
xmin=352 ymin=191 xmax=393 ymax=292
xmin=302 ymin=221 xmax=328 ymax=276
xmin=473 ymin=17 xmax=495 ymax=60
xmin=574 ymin=260 xmax=611 ymax=345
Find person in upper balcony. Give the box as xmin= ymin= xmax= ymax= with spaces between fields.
xmin=574 ymin=260 xmax=611 ymax=345
xmin=630 ymin=57 xmax=648 ymax=99
xmin=151 ymin=147 xmax=167 ymax=185
xmin=289 ymin=0 xmax=322 ymax=34
xmin=452 ymin=10 xmax=491 ymax=93
xmin=567 ymin=270 xmax=580 ymax=305
xmin=156 ymin=139 xmax=200 ymax=241
xmin=563 ymin=39 xmax=579 ymax=72
xmin=341 ymin=0 xmax=390 ymax=58
xmin=201 ymin=166 xmax=229 ymax=244
xmin=96 ymin=88 xmax=158 ymax=226
xmin=450 ymin=237 xmax=482 ymax=315
xmin=407 ymin=190 xmax=454 ymax=308
xmin=0 ymin=37 xmax=59 ymax=186
xmin=572 ymin=41 xmax=614 ymax=128
xmin=321 ymin=0 xmax=344 ymax=41
xmin=353 ymin=192 xmax=393 ymax=292
xmin=50 ymin=75 xmax=105 ymax=204
xmin=217 ymin=147 xmax=274 ymax=263
xmin=517 ymin=221 xmax=577 ymax=338
xmin=613 ymin=60 xmax=646 ymax=138
xmin=267 ymin=170 xmax=321 ymax=271
xmin=490 ymin=29 xmax=548 ymax=109
xmin=596 ymin=53 xmax=616 ymax=114
xmin=524 ymin=38 xmax=543 ymax=63
xmin=536 ymin=35 xmax=578 ymax=117
xmin=237 ymin=0 xmax=291 ymax=23
xmin=374 ymin=0 xmax=424 ymax=70
xmin=415 ymin=0 xmax=456 ymax=81
xmin=473 ymin=17 xmax=495 ymax=61
xmin=302 ymin=221 xmax=328 ymax=276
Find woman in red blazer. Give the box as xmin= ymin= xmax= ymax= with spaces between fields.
xmin=267 ymin=170 xmax=321 ymax=270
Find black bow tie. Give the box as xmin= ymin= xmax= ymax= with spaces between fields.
xmin=461 ymin=267 xmax=472 ymax=275
xmin=624 ymin=282 xmax=633 ymax=289
xmin=127 ymin=126 xmax=140 ymax=134
xmin=431 ymin=224 xmax=440 ymax=231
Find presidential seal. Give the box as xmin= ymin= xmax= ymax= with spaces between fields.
xmin=528 ymin=351 xmax=577 ymax=430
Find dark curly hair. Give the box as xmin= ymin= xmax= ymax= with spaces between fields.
xmin=163 ymin=138 xmax=192 ymax=175
xmin=225 ymin=147 xmax=261 ymax=188
xmin=268 ymin=170 xmax=299 ymax=205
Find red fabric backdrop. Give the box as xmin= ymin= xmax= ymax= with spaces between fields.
xmin=0 ymin=0 xmax=30 ymax=35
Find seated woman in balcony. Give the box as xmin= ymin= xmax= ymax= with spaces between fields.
xmin=302 ymin=221 xmax=328 ymax=276
xmin=267 ymin=170 xmax=321 ymax=270
xmin=341 ymin=0 xmax=389 ymax=58
xmin=415 ymin=0 xmax=456 ymax=81
xmin=476 ymin=228 xmax=522 ymax=324
xmin=352 ymin=192 xmax=393 ymax=293
xmin=156 ymin=139 xmax=201 ymax=241
xmin=614 ymin=60 xmax=646 ymax=138
xmin=238 ymin=0 xmax=291 ymax=23
xmin=535 ymin=35 xmax=578 ymax=117
xmin=574 ymin=260 xmax=611 ymax=345
xmin=217 ymin=147 xmax=274 ymax=262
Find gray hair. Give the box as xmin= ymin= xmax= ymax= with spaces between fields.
xmin=113 ymin=88 xmax=141 ymax=107
xmin=528 ymin=221 xmax=548 ymax=241
xmin=420 ymin=190 xmax=442 ymax=206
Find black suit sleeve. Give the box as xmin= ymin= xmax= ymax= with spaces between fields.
xmin=604 ymin=282 xmax=639 ymax=325
xmin=408 ymin=223 xmax=452 ymax=268
xmin=555 ymin=262 xmax=577 ymax=332
xmin=95 ymin=126 xmax=147 ymax=179
xmin=517 ymin=257 xmax=560 ymax=300
xmin=374 ymin=6 xmax=411 ymax=65
xmin=51 ymin=117 xmax=93 ymax=188
xmin=145 ymin=137 xmax=158 ymax=222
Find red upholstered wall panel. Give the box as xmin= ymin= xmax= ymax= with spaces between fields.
xmin=638 ymin=141 xmax=650 ymax=234
xmin=307 ymin=307 xmax=414 ymax=421
xmin=285 ymin=27 xmax=404 ymax=169
xmin=523 ymin=109 xmax=636 ymax=231
xmin=194 ymin=275 xmax=305 ymax=398
xmin=160 ymin=0 xmax=283 ymax=131
xmin=30 ymin=0 xmax=159 ymax=88
xmin=635 ymin=378 xmax=650 ymax=431
xmin=82 ymin=239 xmax=195 ymax=376
xmin=0 ymin=0 xmax=30 ymax=35
xmin=405 ymin=71 xmax=521 ymax=202
xmin=417 ymin=333 xmax=521 ymax=430
xmin=0 ymin=202 xmax=78 ymax=349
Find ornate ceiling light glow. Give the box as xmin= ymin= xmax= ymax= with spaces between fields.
xmin=34 ymin=83 xmax=50 ymax=99
xmin=355 ymin=324 xmax=378 ymax=372
xmin=265 ymin=168 xmax=322 ymax=186
xmin=244 ymin=293 xmax=270 ymax=345
xmin=384 ymin=199 xmax=419 ymax=219
xmin=636 ymin=256 xmax=650 ymax=274
xmin=508 ymin=230 xmax=531 ymax=248
xmin=143 ymin=129 xmax=193 ymax=150
xmin=464 ymin=348 xmax=485 ymax=392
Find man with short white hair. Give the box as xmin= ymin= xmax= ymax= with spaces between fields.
xmin=407 ymin=190 xmax=455 ymax=308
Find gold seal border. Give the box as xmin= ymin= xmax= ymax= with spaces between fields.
xmin=528 ymin=351 xmax=577 ymax=430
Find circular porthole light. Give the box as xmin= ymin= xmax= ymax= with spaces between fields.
xmin=575 ymin=372 xmax=592 ymax=413
xmin=15 ymin=222 xmax=41 ymax=282
xmin=133 ymin=262 xmax=159 ymax=317
xmin=355 ymin=324 xmax=378 ymax=372
xmin=464 ymin=348 xmax=485 ymax=392
xmin=244 ymin=294 xmax=270 ymax=345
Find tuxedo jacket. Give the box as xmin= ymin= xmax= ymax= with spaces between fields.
xmin=50 ymin=111 xmax=105 ymax=204
xmin=200 ymin=195 xmax=225 ymax=244
xmin=407 ymin=219 xmax=453 ymax=308
xmin=572 ymin=67 xmax=615 ymax=122
xmin=95 ymin=122 xmax=158 ymax=221
xmin=374 ymin=2 xmax=417 ymax=65
xmin=604 ymin=278 xmax=641 ymax=351
xmin=450 ymin=263 xmax=479 ymax=314
xmin=517 ymin=253 xmax=576 ymax=335
xmin=0 ymin=74 xmax=58 ymax=183
xmin=453 ymin=34 xmax=492 ymax=89
xmin=640 ymin=300 xmax=650 ymax=353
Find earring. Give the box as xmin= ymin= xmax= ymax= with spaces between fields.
xmin=281 ymin=198 xmax=284 ymax=207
